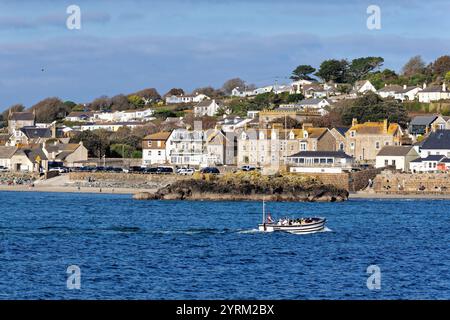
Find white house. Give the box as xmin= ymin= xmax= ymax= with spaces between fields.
xmin=193 ymin=99 xmax=225 ymax=117
xmin=375 ymin=146 xmax=419 ymax=172
xmin=351 ymin=80 xmax=377 ymax=95
xmin=409 ymin=155 xmax=446 ymax=173
xmin=142 ymin=131 xmax=171 ymax=165
xmin=165 ymin=93 xmax=209 ymax=104
xmin=418 ymin=83 xmax=450 ymax=103
xmin=231 ymin=87 xmax=256 ymax=97
xmin=287 ymin=151 xmax=354 ymax=173
xmin=394 ymin=86 xmax=422 ymax=101
xmin=290 ymin=80 xmax=315 ymax=94
xmin=418 ymin=129 xmax=450 ymax=158
xmin=166 ymin=129 xmax=206 ymax=166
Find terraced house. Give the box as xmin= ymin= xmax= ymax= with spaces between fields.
xmin=237 ymin=124 xmax=338 ymax=168
xmin=345 ymin=118 xmax=403 ymax=162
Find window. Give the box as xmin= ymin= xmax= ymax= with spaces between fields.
xmin=157 ymin=141 xmax=162 ymax=147
xmin=375 ymin=142 xmax=380 ymax=149
xmin=350 ymin=131 xmax=355 ymax=137
xmin=339 ymin=143 xmax=344 ymax=151
xmin=148 ymin=151 xmax=152 ymax=156
xmin=384 ymin=160 xmax=388 ymax=166
xmin=147 ymin=141 xmax=152 ymax=147
xmin=158 ymin=151 xmax=161 ymax=156
xmin=300 ymin=143 xmax=307 ymax=151
xmin=350 ymin=142 xmax=355 ymax=150
xmin=392 ymin=160 xmax=396 ymax=166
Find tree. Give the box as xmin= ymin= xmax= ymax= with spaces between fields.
xmin=30 ymin=97 xmax=69 ymax=123
xmin=89 ymin=96 xmax=112 ymax=111
xmin=110 ymin=94 xmax=133 ymax=111
xmin=70 ymin=130 xmax=110 ymax=158
xmin=445 ymin=71 xmax=450 ymax=83
xmin=432 ymin=55 xmax=450 ymax=78
xmin=366 ymin=69 xmax=399 ymax=89
xmin=222 ymin=78 xmax=245 ymax=94
xmin=192 ymin=86 xmax=216 ymax=97
xmin=341 ymin=92 xmax=409 ymax=128
xmin=290 ymin=65 xmax=316 ymax=81
xmin=127 ymin=95 xmax=145 ymax=109
xmin=348 ymin=57 xmax=384 ymax=82
xmin=315 ymin=59 xmax=349 ymax=83
xmin=401 ymin=55 xmax=426 ymax=76
xmin=133 ymin=88 xmax=161 ymax=103
xmin=165 ymin=88 xmax=184 ymax=97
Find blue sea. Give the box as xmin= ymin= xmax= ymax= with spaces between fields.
xmin=0 ymin=191 xmax=449 ymax=299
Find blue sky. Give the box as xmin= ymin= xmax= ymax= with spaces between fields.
xmin=0 ymin=0 xmax=449 ymax=109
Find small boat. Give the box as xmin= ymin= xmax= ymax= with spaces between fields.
xmin=258 ymin=199 xmax=326 ymax=234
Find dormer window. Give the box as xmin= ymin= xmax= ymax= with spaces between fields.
xmin=303 ymin=132 xmax=308 ymax=138
xmin=350 ymin=131 xmax=356 ymax=138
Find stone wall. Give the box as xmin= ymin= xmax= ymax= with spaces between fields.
xmin=0 ymin=172 xmax=38 ymax=185
xmin=374 ymin=171 xmax=450 ymax=194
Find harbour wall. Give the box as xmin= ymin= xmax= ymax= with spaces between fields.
xmin=374 ymin=171 xmax=450 ymax=194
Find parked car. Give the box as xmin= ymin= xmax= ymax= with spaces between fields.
xmin=241 ymin=165 xmax=256 ymax=171
xmin=157 ymin=166 xmax=174 ymax=174
xmin=143 ymin=167 xmax=158 ymax=174
xmin=200 ymin=167 xmax=220 ymax=174
xmin=178 ymin=168 xmax=195 ymax=175
xmin=128 ymin=166 xmax=145 ymax=174
xmin=0 ymin=166 xmax=9 ymax=172
xmin=49 ymin=167 xmax=69 ymax=173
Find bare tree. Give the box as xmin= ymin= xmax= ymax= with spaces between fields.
xmin=401 ymin=55 xmax=426 ymax=76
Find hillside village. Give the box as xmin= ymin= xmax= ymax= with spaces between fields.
xmin=1 ymin=55 xmax=450 ymax=192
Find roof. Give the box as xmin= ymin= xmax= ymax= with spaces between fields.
xmin=297 ymin=98 xmax=328 ymax=105
xmin=420 ymin=155 xmax=446 ymax=161
xmin=0 ymin=146 xmax=18 ymax=159
xmin=9 ymin=112 xmax=34 ymax=121
xmin=143 ymin=131 xmax=171 ymax=140
xmin=378 ymin=85 xmax=403 ymax=93
xmin=67 ymin=111 xmax=93 ymax=118
xmin=288 ymin=151 xmax=353 ymax=159
xmin=195 ymin=99 xmax=220 ymax=107
xmin=45 ymin=143 xmax=80 ymax=153
xmin=334 ymin=127 xmax=349 ymax=137
xmin=396 ymin=86 xmax=420 ymax=94
xmin=349 ymin=121 xmax=399 ymax=135
xmin=14 ymin=147 xmax=48 ymax=162
xmin=305 ymin=127 xmax=327 ymax=139
xmin=410 ymin=115 xmax=438 ymax=126
xmin=376 ymin=146 xmax=415 ymax=157
xmin=20 ymin=127 xmax=51 ymax=139
xmin=420 ymin=86 xmax=448 ymax=93
xmin=421 ymin=130 xmax=450 ymax=150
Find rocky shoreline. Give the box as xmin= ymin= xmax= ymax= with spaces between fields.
xmin=133 ymin=172 xmax=349 ymax=202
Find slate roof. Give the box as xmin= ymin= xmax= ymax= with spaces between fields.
xmin=9 ymin=112 xmax=34 ymax=121
xmin=288 ymin=151 xmax=353 ymax=159
xmin=0 ymin=146 xmax=18 ymax=159
xmin=376 ymin=146 xmax=415 ymax=157
xmin=20 ymin=127 xmax=52 ymax=139
xmin=410 ymin=115 xmax=438 ymax=126
xmin=421 ymin=130 xmax=450 ymax=150
xmin=334 ymin=127 xmax=349 ymax=137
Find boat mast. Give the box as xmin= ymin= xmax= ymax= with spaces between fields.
xmin=262 ymin=197 xmax=265 ymax=224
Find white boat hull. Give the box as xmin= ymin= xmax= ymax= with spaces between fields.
xmin=258 ymin=218 xmax=326 ymax=234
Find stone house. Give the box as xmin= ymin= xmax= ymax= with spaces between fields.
xmin=345 ymin=118 xmax=403 ymax=162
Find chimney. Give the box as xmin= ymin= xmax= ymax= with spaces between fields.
xmin=423 ymin=82 xmax=427 ymax=89
xmin=443 ymin=82 xmax=447 ymax=92
xmin=403 ymin=84 xmax=407 ymax=90
xmin=51 ymin=124 xmax=57 ymax=138
xmin=352 ymin=118 xmax=358 ymax=127
xmin=383 ymin=119 xmax=388 ymax=133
